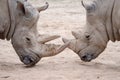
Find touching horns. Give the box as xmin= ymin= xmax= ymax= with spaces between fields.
xmin=37 ymin=34 xmax=70 ymax=57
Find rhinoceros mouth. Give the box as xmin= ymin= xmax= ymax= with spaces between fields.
xmin=78 ymin=51 xmax=94 ymax=62
xmin=25 ymin=50 xmax=41 ymax=66
xmin=81 ymin=55 xmax=92 ymax=62
xmin=18 ymin=49 xmax=41 ymax=67
xmin=22 ymin=55 xmax=41 ymax=67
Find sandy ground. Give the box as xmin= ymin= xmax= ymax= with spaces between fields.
xmin=0 ymin=0 xmax=120 ymax=80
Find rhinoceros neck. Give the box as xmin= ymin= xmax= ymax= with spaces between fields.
xmin=111 ymin=0 xmax=120 ymax=41
xmin=6 ymin=0 xmax=16 ymax=40
xmin=0 ymin=0 xmax=16 ymax=40
xmin=104 ymin=0 xmax=118 ymax=42
xmin=104 ymin=0 xmax=120 ymax=42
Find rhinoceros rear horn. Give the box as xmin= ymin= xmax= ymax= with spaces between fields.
xmin=38 ymin=35 xmax=60 ymax=44
xmin=72 ymin=31 xmax=82 ymax=39
xmin=37 ymin=2 xmax=49 ymax=12
xmin=81 ymin=0 xmax=96 ymax=13
xmin=62 ymin=38 xmax=70 ymax=43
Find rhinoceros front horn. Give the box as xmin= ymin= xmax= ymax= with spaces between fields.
xmin=62 ymin=38 xmax=77 ymax=52
xmin=37 ymin=2 xmax=49 ymax=12
xmin=62 ymin=30 xmax=82 ymax=52
xmin=40 ymin=42 xmax=70 ymax=57
xmin=37 ymin=35 xmax=70 ymax=57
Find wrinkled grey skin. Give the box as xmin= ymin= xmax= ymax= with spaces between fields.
xmin=0 ymin=0 xmax=69 ymax=66
xmin=63 ymin=0 xmax=120 ymax=62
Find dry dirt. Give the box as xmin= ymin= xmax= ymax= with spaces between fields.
xmin=0 ymin=0 xmax=120 ymax=80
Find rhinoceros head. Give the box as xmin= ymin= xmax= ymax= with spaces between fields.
xmin=63 ymin=0 xmax=109 ymax=62
xmin=11 ymin=1 xmax=69 ymax=66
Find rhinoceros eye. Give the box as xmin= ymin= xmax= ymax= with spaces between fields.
xmin=85 ymin=32 xmax=90 ymax=40
xmin=85 ymin=35 xmax=90 ymax=40
xmin=26 ymin=37 xmax=31 ymax=43
xmin=86 ymin=35 xmax=89 ymax=38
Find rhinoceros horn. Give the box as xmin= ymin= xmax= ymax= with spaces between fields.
xmin=38 ymin=35 xmax=70 ymax=57
xmin=62 ymin=38 xmax=76 ymax=52
xmin=62 ymin=31 xmax=88 ymax=53
xmin=38 ymin=35 xmax=60 ymax=44
xmin=72 ymin=31 xmax=82 ymax=39
xmin=37 ymin=2 xmax=49 ymax=12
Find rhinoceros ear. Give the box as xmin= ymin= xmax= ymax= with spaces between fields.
xmin=81 ymin=0 xmax=96 ymax=13
xmin=17 ymin=1 xmax=26 ymax=14
xmin=37 ymin=2 xmax=49 ymax=13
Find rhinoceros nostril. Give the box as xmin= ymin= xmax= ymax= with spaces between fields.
xmin=86 ymin=54 xmax=92 ymax=61
xmin=81 ymin=55 xmax=87 ymax=61
xmin=23 ymin=55 xmax=34 ymax=65
xmin=81 ymin=53 xmax=93 ymax=62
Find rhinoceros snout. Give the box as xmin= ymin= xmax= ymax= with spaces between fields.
xmin=80 ymin=53 xmax=94 ymax=62
xmin=22 ymin=55 xmax=41 ymax=67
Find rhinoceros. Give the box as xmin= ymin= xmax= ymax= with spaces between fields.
xmin=0 ymin=0 xmax=69 ymax=66
xmin=63 ymin=0 xmax=119 ymax=62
